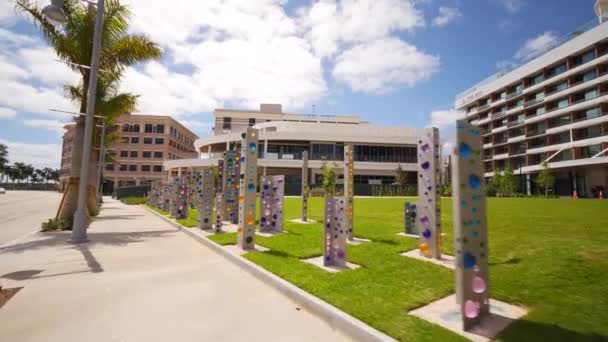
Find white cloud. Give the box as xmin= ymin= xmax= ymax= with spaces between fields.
xmin=0 ymin=1 xmax=19 ymax=25
xmin=0 ymin=138 xmax=62 ymax=168
xmin=429 ymin=108 xmax=464 ymax=130
xmin=0 ymin=107 xmax=17 ymax=119
xmin=332 ymin=38 xmax=439 ymax=93
xmin=496 ymin=0 xmax=525 ymax=13
xmin=432 ymin=7 xmax=461 ymax=27
xmin=298 ymin=0 xmax=425 ymax=58
xmin=119 ymin=0 xmax=327 ymax=114
xmin=22 ymin=119 xmax=68 ymax=134
xmin=514 ymin=32 xmax=559 ymax=61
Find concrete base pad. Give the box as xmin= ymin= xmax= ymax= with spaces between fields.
xmin=289 ymin=218 xmax=317 ymax=224
xmin=223 ymin=244 xmax=270 ymax=255
xmin=257 ymin=230 xmax=287 ymax=237
xmin=400 ymin=249 xmax=455 ymax=269
xmin=301 ymin=256 xmax=360 ymax=273
xmin=396 ymin=232 xmax=418 ymax=238
xmin=409 ymin=294 xmax=528 ymax=342
xmin=347 ymin=237 xmax=371 ymax=245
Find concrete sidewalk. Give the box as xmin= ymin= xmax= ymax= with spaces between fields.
xmin=0 ymin=197 xmax=351 ymax=342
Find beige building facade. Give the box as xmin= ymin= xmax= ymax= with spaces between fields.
xmin=60 ymin=113 xmax=198 ymax=192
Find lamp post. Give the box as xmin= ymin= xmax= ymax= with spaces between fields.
xmin=44 ymin=0 xmax=105 ymax=243
xmin=96 ymin=123 xmax=106 ymax=203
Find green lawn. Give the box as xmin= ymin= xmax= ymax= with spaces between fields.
xmin=163 ymin=198 xmax=608 ymax=342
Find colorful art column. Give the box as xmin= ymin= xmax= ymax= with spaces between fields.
xmin=301 ymin=150 xmax=309 ymax=221
xmin=417 ymin=127 xmax=441 ymax=259
xmin=231 ymin=151 xmax=241 ymax=224
xmin=237 ymin=128 xmax=259 ymax=250
xmin=222 ymin=150 xmax=238 ymax=222
xmin=215 ymin=160 xmax=224 ymax=233
xmin=344 ymin=144 xmax=354 ymax=240
xmin=260 ymin=175 xmax=285 ymax=233
xmin=324 ymin=196 xmax=347 ymax=267
xmin=197 ymin=169 xmax=216 ymax=230
xmin=404 ymin=202 xmax=417 ymax=234
xmin=452 ymin=120 xmax=489 ymax=331
xmin=160 ymin=183 xmax=170 ymax=212
xmin=171 ymin=177 xmax=189 ymax=220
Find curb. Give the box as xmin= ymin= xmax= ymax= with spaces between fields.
xmin=142 ymin=205 xmax=396 ymax=342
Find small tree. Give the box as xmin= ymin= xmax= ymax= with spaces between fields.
xmin=535 ymin=162 xmax=555 ymax=196
xmin=320 ymin=161 xmax=337 ymax=196
xmin=500 ymin=165 xmax=517 ymax=197
xmin=486 ymin=170 xmax=502 ymax=197
xmin=395 ymin=164 xmax=408 ymax=185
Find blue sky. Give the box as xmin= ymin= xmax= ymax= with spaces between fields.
xmin=0 ymin=0 xmax=599 ymax=167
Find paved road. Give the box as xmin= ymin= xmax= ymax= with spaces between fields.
xmin=0 ymin=197 xmax=351 ymax=342
xmin=0 ymin=191 xmax=62 ymax=245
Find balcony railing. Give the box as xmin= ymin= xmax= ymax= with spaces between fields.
xmin=527 ymin=129 xmax=547 ymax=138
xmin=506 ymin=90 xmax=523 ymax=100
xmin=507 ymin=119 xmax=525 ymax=128
xmin=479 ymin=104 xmax=490 ymax=111
xmin=524 ymin=98 xmax=544 ymax=108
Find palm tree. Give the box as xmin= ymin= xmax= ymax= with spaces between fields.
xmin=0 ymin=143 xmax=8 ymax=185
xmin=17 ymin=0 xmax=162 ymax=217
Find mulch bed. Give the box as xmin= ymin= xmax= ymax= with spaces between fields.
xmin=0 ymin=287 xmax=22 ymax=309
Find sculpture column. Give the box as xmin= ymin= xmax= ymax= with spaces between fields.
xmin=417 ymin=127 xmax=441 ymax=259
xmin=237 ymin=128 xmax=259 ymax=250
xmin=452 ymin=120 xmax=490 ymax=331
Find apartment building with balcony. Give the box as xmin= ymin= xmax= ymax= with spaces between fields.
xmin=455 ymin=17 xmax=608 ymax=197
xmin=59 ymin=113 xmax=198 ymax=193
xmin=165 ymin=104 xmax=423 ymax=195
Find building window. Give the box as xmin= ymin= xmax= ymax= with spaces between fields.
xmin=141 ymin=165 xmax=151 ymax=172
xmin=130 ymin=137 xmax=139 ymax=144
xmin=153 ymin=165 xmax=163 ymax=172
xmin=551 ymin=63 xmax=566 ymax=76
xmin=129 ymin=151 xmax=138 ymax=158
xmin=132 ymin=124 xmax=140 ymax=133
xmin=144 ymin=137 xmax=153 ymax=144
xmin=155 ymin=137 xmax=164 ymax=144
xmin=580 ymin=50 xmax=595 ymax=65
xmin=583 ymin=70 xmax=597 ymax=82
xmin=119 ymin=164 xmax=127 ymax=171
xmin=121 ymin=137 xmax=129 ymax=143
xmin=584 ymin=107 xmax=600 ymax=120
xmin=142 ymin=151 xmax=152 ymax=158
xmin=120 ymin=150 xmax=128 ymax=157
xmin=248 ymin=118 xmax=256 ymax=126
xmin=581 ymin=144 xmax=602 ymax=158
xmin=144 ymin=124 xmax=153 ymax=133
xmin=535 ymin=106 xmax=546 ymax=115
xmin=105 ymin=164 xmax=114 ymax=171
xmin=128 ymin=164 xmax=137 ymax=172
xmin=532 ymin=73 xmax=544 ymax=85
xmin=122 ymin=124 xmax=130 ymax=132
xmin=557 ymin=98 xmax=569 ymax=109
xmin=585 ymin=89 xmax=598 ymax=100
xmin=156 ymin=124 xmax=165 ymax=133
xmin=556 ymin=81 xmax=568 ymax=93
xmin=222 ymin=117 xmax=232 ymax=129
xmin=154 ymin=151 xmax=163 ymax=158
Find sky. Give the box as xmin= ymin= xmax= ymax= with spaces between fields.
xmin=0 ymin=0 xmax=599 ymax=168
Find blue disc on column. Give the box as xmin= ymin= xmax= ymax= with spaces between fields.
xmin=463 ymin=252 xmax=476 ymax=269
xmin=469 ymin=175 xmax=481 ymax=189
xmin=459 ymin=143 xmax=472 ymax=158
xmin=248 ymin=183 xmax=255 ymax=191
xmin=250 ymin=143 xmax=256 ymax=152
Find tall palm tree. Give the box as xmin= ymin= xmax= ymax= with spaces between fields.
xmin=17 ymin=0 xmax=162 ymax=217
xmin=0 ymin=143 xmax=8 ymax=185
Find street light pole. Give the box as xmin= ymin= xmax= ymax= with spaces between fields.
xmin=96 ymin=123 xmax=106 ymax=204
xmin=70 ymin=0 xmax=105 ymax=243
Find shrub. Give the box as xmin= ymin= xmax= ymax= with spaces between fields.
xmin=120 ymin=196 xmax=147 ymax=205
xmin=41 ymin=217 xmax=73 ymax=231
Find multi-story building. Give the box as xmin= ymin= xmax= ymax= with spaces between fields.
xmin=213 ymin=103 xmax=361 ymax=135
xmin=165 ymin=104 xmax=423 ymax=195
xmin=455 ymin=15 xmax=608 ymax=197
xmin=59 ymin=113 xmax=198 ymax=192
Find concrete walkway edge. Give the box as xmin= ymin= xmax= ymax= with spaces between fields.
xmin=142 ymin=205 xmax=396 ymax=342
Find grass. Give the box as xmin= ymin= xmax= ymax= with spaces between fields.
xmin=120 ymin=196 xmax=147 ymax=205
xmin=174 ymin=197 xmax=608 ymax=341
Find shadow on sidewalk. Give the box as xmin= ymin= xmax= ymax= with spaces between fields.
xmin=0 ymin=229 xmax=179 ymax=255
